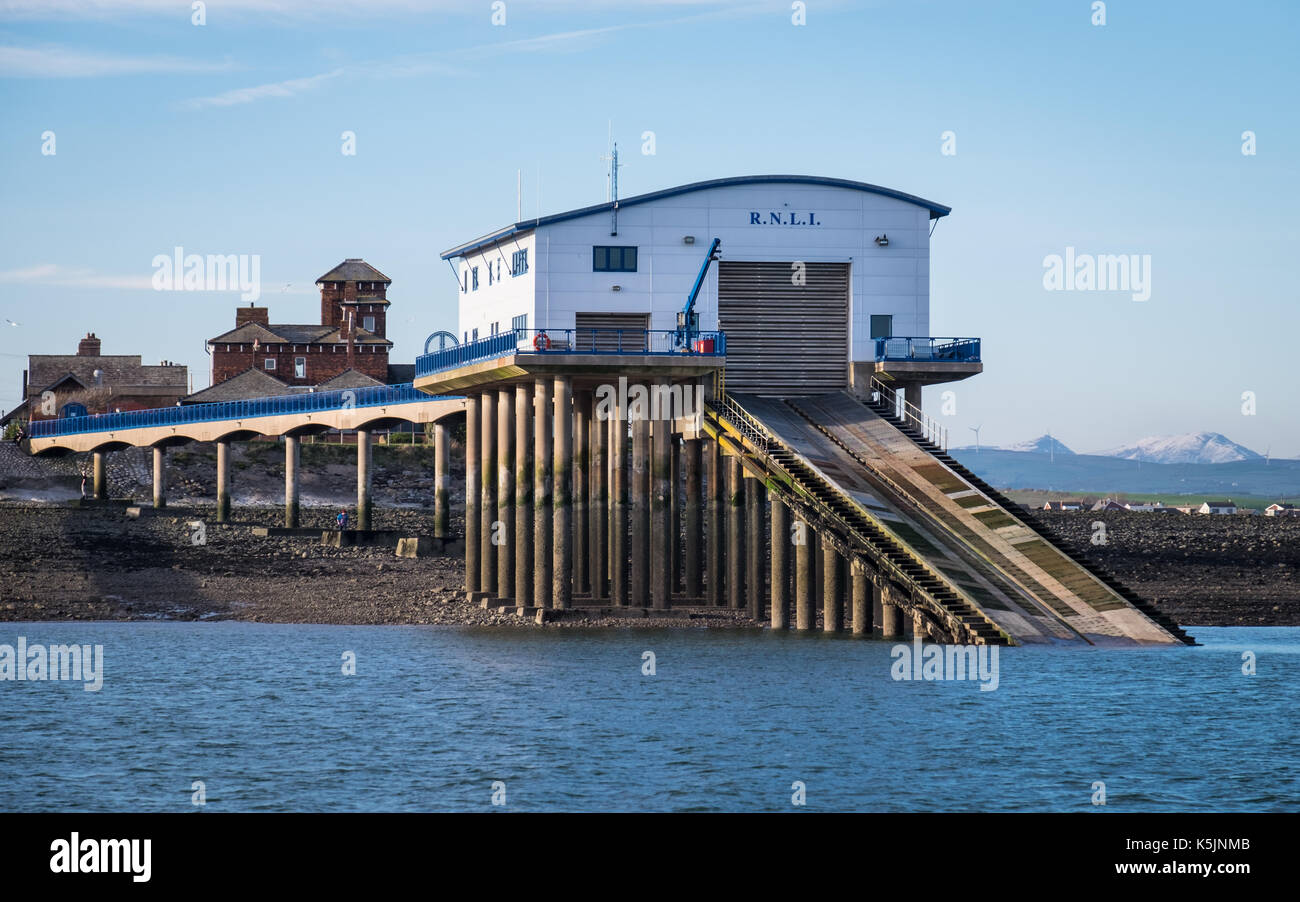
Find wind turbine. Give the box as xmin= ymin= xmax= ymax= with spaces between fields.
xmin=969 ymin=424 xmax=983 ymax=454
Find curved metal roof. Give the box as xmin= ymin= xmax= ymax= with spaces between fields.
xmin=440 ymin=174 xmax=951 ymax=260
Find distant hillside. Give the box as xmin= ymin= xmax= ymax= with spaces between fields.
xmin=948 ymin=447 xmax=1300 ymax=499
xmin=1092 ymin=432 xmax=1262 ymax=464
xmin=956 ymin=434 xmax=1075 ymax=456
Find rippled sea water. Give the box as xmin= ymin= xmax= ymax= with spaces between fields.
xmin=1 ymin=623 xmax=1295 ymax=812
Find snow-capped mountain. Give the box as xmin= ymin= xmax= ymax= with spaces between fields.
xmin=1091 ymin=432 xmax=1262 ymax=465
xmin=1002 ymin=435 xmax=1076 ymax=455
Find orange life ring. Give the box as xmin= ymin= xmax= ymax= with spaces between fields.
xmin=533 ymin=332 xmax=551 ymax=350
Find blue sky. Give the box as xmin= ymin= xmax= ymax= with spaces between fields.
xmin=1 ymin=0 xmax=1296 ymax=454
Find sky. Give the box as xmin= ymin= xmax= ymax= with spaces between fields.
xmin=1 ymin=0 xmax=1296 ymax=455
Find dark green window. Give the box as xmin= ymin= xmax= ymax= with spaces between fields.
xmin=870 ymin=315 xmax=893 ymax=339
xmin=593 ymin=246 xmax=637 ymax=272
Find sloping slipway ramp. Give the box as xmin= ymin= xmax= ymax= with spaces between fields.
xmin=731 ymin=392 xmax=1190 ymax=646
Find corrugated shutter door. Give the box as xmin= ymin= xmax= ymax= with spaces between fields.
xmin=718 ymin=261 xmax=849 ymax=395
xmin=573 ymin=312 xmax=651 ymax=352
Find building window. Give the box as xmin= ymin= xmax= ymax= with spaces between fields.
xmin=462 ymin=270 xmax=468 ymax=293
xmin=490 ymin=322 xmax=499 ymax=336
xmin=363 ymin=315 xmax=376 ymax=333
xmin=264 ymin=358 xmax=276 ymax=371
xmin=496 ymin=260 xmax=502 ymax=281
xmin=488 ymin=263 xmax=494 ymax=286
xmin=471 ymin=328 xmax=479 ymax=342
xmin=593 ymin=246 xmax=637 ymax=272
xmin=295 ymin=357 xmax=306 ymax=379
xmin=471 ymin=266 xmax=479 ymax=290
xmin=512 ymin=249 xmax=528 ymax=276
xmin=870 ymin=315 xmax=894 ymax=339
xmin=511 ymin=313 xmax=528 ymax=333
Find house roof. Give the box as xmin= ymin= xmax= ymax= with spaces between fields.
xmin=207 ymin=322 xmax=391 ymax=346
xmin=316 ymin=258 xmax=391 ymax=284
xmin=440 ymin=174 xmax=953 ymax=260
xmin=27 ymin=353 xmax=188 ymax=398
xmin=1203 ymin=500 xmax=1236 ymax=506
xmin=180 ymin=368 xmax=302 ymax=404
xmin=316 ymin=368 xmax=386 ymax=391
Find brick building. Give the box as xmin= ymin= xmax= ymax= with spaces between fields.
xmin=2 ymin=332 xmax=188 ymax=425
xmin=205 ymin=258 xmax=395 ymax=389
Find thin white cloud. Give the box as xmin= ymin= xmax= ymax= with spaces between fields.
xmin=178 ymin=69 xmax=343 ymax=110
xmin=0 ymin=44 xmax=234 ymax=77
xmin=0 ymin=1 xmax=752 ymax=20
xmin=0 ymin=264 xmax=153 ymax=290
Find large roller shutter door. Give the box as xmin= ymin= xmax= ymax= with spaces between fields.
xmin=718 ymin=261 xmax=849 ymax=395
xmin=574 ymin=312 xmax=651 ymax=352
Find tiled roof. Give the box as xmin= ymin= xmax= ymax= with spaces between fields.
xmin=316 ymin=258 xmax=391 ymax=283
xmin=316 ymin=369 xmax=387 ymax=391
xmin=208 ymin=323 xmax=390 ymax=346
xmin=181 ymin=368 xmax=302 ymax=404
xmin=27 ymin=354 xmax=187 ymax=396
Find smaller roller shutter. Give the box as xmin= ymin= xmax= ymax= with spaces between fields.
xmin=574 ymin=312 xmax=651 ymax=352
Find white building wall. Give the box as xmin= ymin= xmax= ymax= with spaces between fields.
xmin=453 ymin=182 xmax=935 ymax=361
xmin=457 ymin=232 xmax=535 ymax=342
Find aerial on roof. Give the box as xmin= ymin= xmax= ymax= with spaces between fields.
xmin=316 ymin=258 xmax=392 ymax=284
xmin=441 ymin=174 xmax=952 ymax=260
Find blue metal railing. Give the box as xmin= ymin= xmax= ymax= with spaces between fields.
xmin=874 ymin=337 xmax=980 ymax=363
xmin=28 ymin=382 xmax=448 ymax=439
xmin=415 ymin=328 xmax=727 ymax=378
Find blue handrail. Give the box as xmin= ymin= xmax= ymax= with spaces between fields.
xmin=415 ymin=328 xmax=727 ymax=378
xmin=873 ymin=337 xmax=980 ymax=363
xmin=28 ymin=382 xmax=456 ymax=439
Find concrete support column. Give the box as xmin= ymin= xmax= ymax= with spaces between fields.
xmin=553 ymin=376 xmax=573 ymax=610
xmin=215 ymin=439 xmax=231 ymax=523
xmin=433 ymin=422 xmax=450 ymax=538
xmin=590 ymin=394 xmax=608 ymax=602
xmin=152 ymin=446 xmax=167 ymax=509
xmin=92 ymin=451 xmax=107 ymax=501
xmin=533 ymin=379 xmax=553 ymax=608
xmin=610 ymin=397 xmax=628 ymax=606
xmin=497 ymin=387 xmax=514 ymax=604
xmin=651 ymin=418 xmax=673 ymax=610
xmin=795 ymin=521 xmax=815 ymax=630
xmin=726 ymin=456 xmax=744 ymax=610
xmin=911 ymin=608 xmax=926 ymax=640
xmin=356 ymin=428 xmax=372 ymax=531
xmin=514 ymin=384 xmax=533 ymax=608
xmin=573 ymin=391 xmax=590 ymax=597
xmin=683 ymin=438 xmax=702 ymax=599
xmin=746 ymin=477 xmax=765 ymax=620
xmin=706 ymin=440 xmax=724 ymax=606
xmin=770 ymin=498 xmax=791 ymax=630
xmin=823 ymin=538 xmax=843 ymax=633
xmin=670 ymin=434 xmax=680 ymax=597
xmin=480 ymin=392 xmax=497 ymax=597
xmin=629 ymin=411 xmax=650 ymax=608
xmin=905 ymin=382 xmax=923 ymax=415
xmin=465 ymin=397 xmax=481 ymax=594
xmin=880 ymin=583 xmax=905 ymax=638
xmin=852 ymin=558 xmax=872 ymax=637
xmin=284 ymin=435 xmax=300 ymax=528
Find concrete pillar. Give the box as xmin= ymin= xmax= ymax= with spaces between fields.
xmin=284 ymin=435 xmax=300 ymax=527
xmin=514 ymin=384 xmax=533 ymax=608
xmin=480 ymin=392 xmax=497 ymax=597
xmin=553 ymin=376 xmax=573 ymax=610
xmin=533 ymin=378 xmax=553 ymax=608
xmin=433 ymin=422 xmax=450 ymax=538
xmin=905 ymin=382 xmax=923 ymax=415
xmin=356 ymin=428 xmax=372 ymax=530
xmin=497 ymin=387 xmax=514 ymax=604
xmin=630 ymin=412 xmax=650 ymax=608
xmin=880 ymin=583 xmax=905 ymax=638
xmin=706 ymin=440 xmax=724 ymax=606
xmin=610 ymin=396 xmax=628 ymax=606
xmin=770 ymin=497 xmax=791 ymax=629
xmin=823 ymin=538 xmax=843 ymax=633
xmin=795 ymin=521 xmax=815 ymax=630
xmin=746 ymin=477 xmax=765 ymax=620
xmin=216 ymin=439 xmax=231 ymax=523
xmin=573 ymin=391 xmax=590 ymax=597
xmin=670 ymin=434 xmax=680 ymax=596
xmin=590 ymin=393 xmax=607 ymax=601
xmin=726 ymin=456 xmax=744 ymax=610
xmin=152 ymin=446 xmax=167 ymax=509
xmin=651 ymin=418 xmax=672 ymax=610
xmin=683 ymin=438 xmax=702 ymax=599
xmin=465 ymin=397 xmax=480 ymax=594
xmin=911 ymin=608 xmax=926 ymax=640
xmin=852 ymin=557 xmax=872 ymax=637
xmin=92 ymin=451 xmax=107 ymax=501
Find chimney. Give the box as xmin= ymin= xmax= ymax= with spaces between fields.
xmin=77 ymin=332 xmax=101 ymax=357
xmin=236 ymin=303 xmax=269 ymax=328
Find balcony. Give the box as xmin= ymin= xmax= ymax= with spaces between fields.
xmin=873 ymin=337 xmax=980 ymax=363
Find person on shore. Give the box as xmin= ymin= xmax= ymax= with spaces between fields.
xmin=336 ymin=509 xmax=349 ymax=530
xmin=80 ymin=475 xmax=87 ymax=499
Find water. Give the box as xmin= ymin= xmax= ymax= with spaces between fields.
xmin=1 ymin=623 xmax=1296 ymax=812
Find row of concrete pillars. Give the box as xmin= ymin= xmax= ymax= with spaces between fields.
xmin=91 ymin=428 xmax=454 ymax=538
xmin=463 ymin=379 xmax=913 ymax=635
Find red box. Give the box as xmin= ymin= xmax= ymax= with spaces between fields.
xmin=693 ymin=338 xmax=715 ymax=353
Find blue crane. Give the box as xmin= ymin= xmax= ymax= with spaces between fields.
xmin=676 ymin=238 xmax=721 ymax=350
